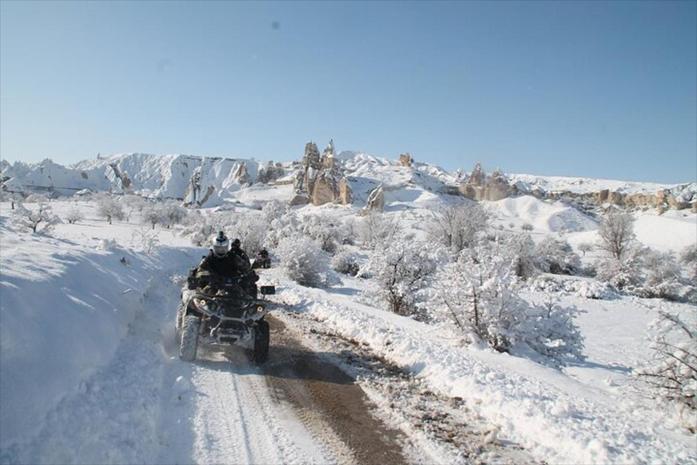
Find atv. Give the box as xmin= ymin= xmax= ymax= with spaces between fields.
xmin=176 ymin=269 xmax=275 ymax=364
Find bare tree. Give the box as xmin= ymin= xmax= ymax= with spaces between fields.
xmin=12 ymin=202 xmax=60 ymax=234
xmin=140 ymin=204 xmax=162 ymax=229
xmin=426 ymin=203 xmax=489 ymax=253
xmin=65 ymin=207 xmax=84 ymax=224
xmin=597 ymin=209 xmax=635 ymax=260
xmin=95 ymin=194 xmax=124 ymax=225
xmin=638 ymin=311 xmax=697 ymax=430
xmin=578 ymin=242 xmax=593 ymax=257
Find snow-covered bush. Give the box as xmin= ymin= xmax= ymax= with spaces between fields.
xmin=161 ymin=201 xmax=188 ymax=228
xmin=595 ymin=247 xmax=643 ymax=290
xmin=358 ymin=212 xmax=397 ymax=250
xmin=638 ymin=311 xmax=697 ymax=431
xmin=12 ymin=201 xmax=61 ymax=234
xmin=597 ymin=209 xmax=635 ymax=260
xmin=95 ymin=194 xmax=124 ymax=224
xmin=519 ymin=298 xmax=585 ymax=364
xmin=331 ymin=249 xmax=360 ymax=276
xmin=534 ymin=237 xmax=581 ymax=275
xmin=64 ymin=207 xmax=84 ymax=224
xmin=276 ymin=236 xmax=327 ymax=287
xmin=426 ymin=203 xmax=489 ymax=253
xmin=261 ymin=200 xmax=288 ymax=223
xmin=341 ymin=216 xmax=358 ymax=245
xmin=364 ymin=239 xmax=438 ymax=317
xmin=140 ymin=204 xmax=163 ymax=229
xmin=228 ymin=212 xmax=267 ymax=256
xmin=264 ymin=211 xmax=299 ymax=247
xmin=300 ymin=214 xmax=342 ymax=254
xmin=680 ymin=244 xmax=697 ymax=281
xmin=121 ymin=194 xmax=147 ymax=221
xmin=433 ymin=243 xmax=519 ymax=351
xmin=529 ymin=275 xmax=615 ymax=300
xmin=596 ymin=246 xmax=695 ymax=302
xmin=433 ymin=242 xmax=584 ymax=363
xmin=503 ymin=233 xmax=537 ymax=279
xmin=639 ymin=250 xmax=683 ymax=298
xmin=131 ymin=227 xmax=160 ymax=255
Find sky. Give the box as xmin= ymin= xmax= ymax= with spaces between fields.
xmin=1 ymin=1 xmax=695 ymax=183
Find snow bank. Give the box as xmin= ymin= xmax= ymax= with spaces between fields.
xmin=275 ymin=277 xmax=697 ymax=464
xmin=0 ymin=222 xmax=186 ymax=452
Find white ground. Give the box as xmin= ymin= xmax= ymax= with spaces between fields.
xmin=1 ymin=172 xmax=696 ymax=465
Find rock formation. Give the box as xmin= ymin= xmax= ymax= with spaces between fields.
xmin=256 ymin=161 xmax=285 ymax=184
xmin=291 ymin=140 xmax=352 ymax=206
xmin=339 ymin=177 xmax=352 ymax=205
xmin=233 ymin=162 xmax=250 ymax=185
xmin=399 ymin=153 xmax=413 ymax=167
xmin=363 ymin=185 xmax=385 ymax=212
xmin=108 ymin=163 xmax=132 ymax=191
xmin=458 ymin=163 xmax=513 ymax=201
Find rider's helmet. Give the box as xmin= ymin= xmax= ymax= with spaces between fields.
xmin=212 ymin=231 xmax=229 ymax=257
xmin=231 ymin=238 xmax=241 ymax=249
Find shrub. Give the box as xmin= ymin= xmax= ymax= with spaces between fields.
xmin=358 ymin=212 xmax=397 ymax=250
xmin=12 ymin=202 xmax=61 ymax=234
xmin=638 ymin=311 xmax=697 ymax=431
xmin=331 ymin=249 xmax=360 ymax=276
xmin=65 ymin=207 xmax=84 ymax=224
xmin=95 ymin=194 xmax=124 ymax=224
xmin=364 ymin=239 xmax=437 ymax=317
xmin=433 ymin=241 xmax=584 ymax=364
xmin=277 ymin=236 xmax=326 ymax=287
xmin=534 ymin=237 xmax=581 ymax=275
xmin=426 ymin=203 xmax=489 ymax=253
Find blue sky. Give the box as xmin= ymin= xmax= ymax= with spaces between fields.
xmin=1 ymin=1 xmax=695 ymax=183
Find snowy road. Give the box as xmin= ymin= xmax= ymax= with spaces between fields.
xmin=156 ymin=315 xmax=409 ymax=465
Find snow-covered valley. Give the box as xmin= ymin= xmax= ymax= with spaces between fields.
xmin=1 ymin=151 xmax=696 ymax=465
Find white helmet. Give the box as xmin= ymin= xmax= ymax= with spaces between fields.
xmin=212 ymin=231 xmax=229 ymax=257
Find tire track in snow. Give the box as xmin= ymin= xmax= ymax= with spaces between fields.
xmin=189 ymin=354 xmax=332 ymax=465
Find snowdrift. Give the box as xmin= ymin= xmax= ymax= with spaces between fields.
xmin=0 ymin=222 xmax=193 ymax=453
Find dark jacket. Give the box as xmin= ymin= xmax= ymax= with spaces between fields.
xmin=198 ymin=249 xmax=252 ymax=278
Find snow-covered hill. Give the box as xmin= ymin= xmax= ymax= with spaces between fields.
xmin=2 ymin=150 xmax=695 ymax=210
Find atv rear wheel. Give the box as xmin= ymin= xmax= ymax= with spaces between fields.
xmin=179 ymin=315 xmax=200 ymax=362
xmin=251 ymin=319 xmax=270 ymax=365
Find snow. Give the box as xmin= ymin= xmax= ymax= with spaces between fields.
xmin=1 ymin=151 xmax=695 ymax=464
xmin=487 ymin=195 xmax=598 ymax=233
xmin=0 ymin=202 xmax=330 ymax=464
xmin=633 ymin=210 xmax=697 ymax=253
xmin=272 ymin=270 xmax=697 ymax=464
xmin=508 ymin=173 xmax=685 ymax=195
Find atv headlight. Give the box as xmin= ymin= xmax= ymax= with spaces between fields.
xmin=193 ymin=298 xmax=216 ymax=314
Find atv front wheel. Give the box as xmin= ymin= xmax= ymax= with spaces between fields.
xmin=251 ymin=319 xmax=270 ymax=365
xmin=179 ymin=315 xmax=201 ymax=362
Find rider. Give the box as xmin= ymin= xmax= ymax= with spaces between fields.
xmin=197 ymin=231 xmax=258 ymax=297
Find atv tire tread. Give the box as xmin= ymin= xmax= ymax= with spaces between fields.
xmin=252 ymin=319 xmax=270 ymax=365
xmin=180 ymin=314 xmax=200 ymax=362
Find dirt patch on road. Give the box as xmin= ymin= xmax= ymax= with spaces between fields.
xmin=262 ymin=316 xmax=409 ymax=465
